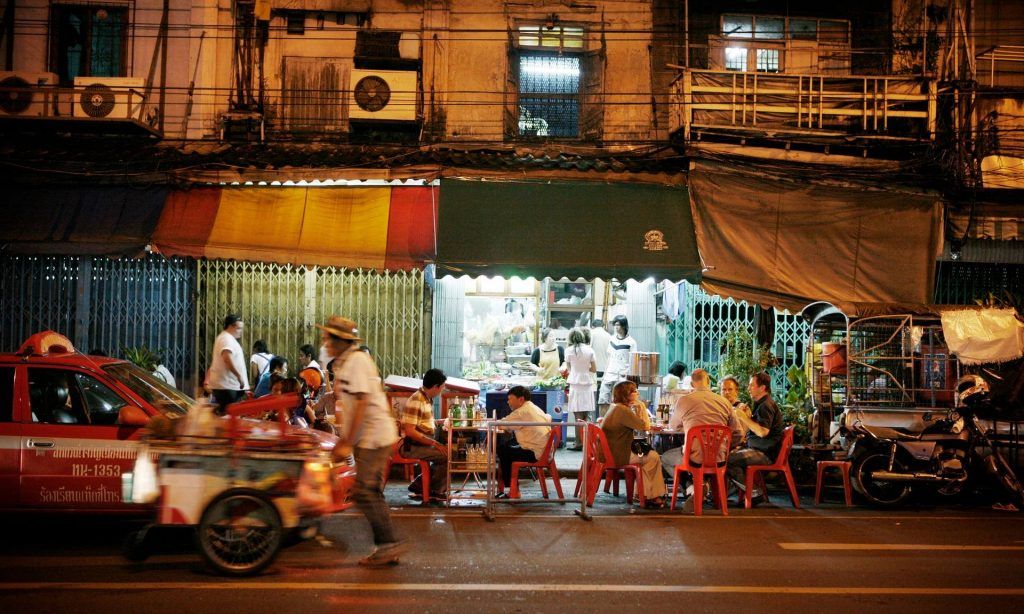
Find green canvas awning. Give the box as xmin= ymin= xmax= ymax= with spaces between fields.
xmin=436 ymin=179 xmax=701 ymax=282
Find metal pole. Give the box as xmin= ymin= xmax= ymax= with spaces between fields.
xmin=684 ymin=0 xmax=689 ymax=69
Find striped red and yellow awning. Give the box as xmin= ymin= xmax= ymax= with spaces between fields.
xmin=152 ymin=186 xmax=437 ymax=270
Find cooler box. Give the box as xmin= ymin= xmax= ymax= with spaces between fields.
xmin=383 ymin=375 xmax=422 ymax=391
xmin=484 ymin=389 xmax=567 ymax=442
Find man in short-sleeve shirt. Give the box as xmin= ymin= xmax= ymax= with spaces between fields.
xmin=727 ymin=371 xmax=784 ymax=505
xmin=207 ymin=314 xmax=250 ymax=414
xmin=321 ymin=316 xmax=403 ymax=567
xmin=399 ymin=368 xmax=449 ymax=497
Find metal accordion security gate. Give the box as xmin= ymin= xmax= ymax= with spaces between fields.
xmin=0 ymin=255 xmax=195 ymax=389
xmin=661 ymin=282 xmax=809 ymax=395
xmin=194 ymin=261 xmax=429 ymax=388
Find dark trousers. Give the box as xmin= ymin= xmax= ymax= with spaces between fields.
xmin=211 ymin=389 xmax=245 ymax=415
xmin=497 ymin=443 xmax=537 ymax=489
xmin=354 ymin=445 xmax=400 ymax=546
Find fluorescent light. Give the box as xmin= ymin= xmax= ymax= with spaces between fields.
xmin=521 ymin=62 xmax=581 ymax=78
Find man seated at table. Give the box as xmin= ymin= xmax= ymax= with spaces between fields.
xmin=495 ymin=386 xmax=551 ymax=498
xmin=728 ymin=371 xmax=784 ymax=506
xmin=400 ymin=368 xmax=450 ymax=500
xmin=661 ymin=369 xmax=740 ymax=512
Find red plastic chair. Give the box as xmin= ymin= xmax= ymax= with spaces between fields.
xmin=382 ymin=438 xmax=431 ymax=505
xmin=737 ymin=426 xmax=800 ymax=509
xmin=670 ymin=424 xmax=731 ymax=516
xmin=585 ymin=423 xmax=646 ymax=507
xmin=509 ymin=427 xmax=563 ymax=500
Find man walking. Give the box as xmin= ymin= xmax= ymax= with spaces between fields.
xmin=400 ymin=368 xmax=450 ymax=500
xmin=320 ymin=315 xmax=405 ymax=566
xmin=207 ymin=314 xmax=250 ymax=414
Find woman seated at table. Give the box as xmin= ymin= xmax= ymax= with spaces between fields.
xmin=600 ymin=380 xmax=667 ymax=508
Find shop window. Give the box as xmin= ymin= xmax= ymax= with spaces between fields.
xmin=725 ymin=47 xmax=747 ymax=71
xmin=50 ymin=5 xmax=128 ymax=84
xmin=287 ymin=12 xmax=305 ymax=35
xmin=517 ymin=54 xmax=580 ymax=138
xmin=756 ymin=49 xmax=780 ymax=73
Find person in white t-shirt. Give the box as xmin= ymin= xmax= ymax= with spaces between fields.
xmin=598 ymin=315 xmax=637 ymax=415
xmin=320 ymin=315 xmax=404 ymax=568
xmin=206 ymin=314 xmax=250 ymax=414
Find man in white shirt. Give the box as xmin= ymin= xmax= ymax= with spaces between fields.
xmin=598 ymin=315 xmax=637 ymax=415
xmin=206 ymin=314 xmax=250 ymax=414
xmin=589 ymin=319 xmax=611 ymax=378
xmin=320 ymin=315 xmax=404 ymax=567
xmin=495 ymin=385 xmax=552 ymax=497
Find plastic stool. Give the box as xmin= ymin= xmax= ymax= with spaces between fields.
xmin=815 ymin=460 xmax=852 ymax=506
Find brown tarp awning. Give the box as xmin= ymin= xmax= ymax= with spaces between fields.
xmin=690 ymin=162 xmax=943 ymax=312
xmin=0 ymin=186 xmax=167 ymax=256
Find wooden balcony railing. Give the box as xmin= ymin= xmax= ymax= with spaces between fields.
xmin=669 ymin=68 xmax=936 ymax=142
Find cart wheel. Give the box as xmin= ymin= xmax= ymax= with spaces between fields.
xmin=123 ymin=526 xmax=152 ymax=562
xmin=197 ymin=489 xmax=283 ymax=576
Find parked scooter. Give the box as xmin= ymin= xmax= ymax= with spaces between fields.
xmin=847 ymin=375 xmax=1024 ymax=508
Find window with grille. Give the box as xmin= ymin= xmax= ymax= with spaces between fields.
xmin=50 ymin=5 xmax=128 ymax=83
xmin=517 ymin=54 xmax=580 ymax=138
xmin=725 ymin=47 xmax=747 ymax=71
xmin=756 ymin=49 xmax=780 ymax=72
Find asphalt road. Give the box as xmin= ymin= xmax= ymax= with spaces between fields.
xmin=2 ymin=500 xmax=1024 ymax=614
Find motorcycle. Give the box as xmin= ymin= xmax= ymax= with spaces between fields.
xmin=847 ymin=375 xmax=1024 ymax=508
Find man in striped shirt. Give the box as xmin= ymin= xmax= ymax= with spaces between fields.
xmin=400 ymin=368 xmax=449 ymax=499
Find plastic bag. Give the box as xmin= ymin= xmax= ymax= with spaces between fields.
xmin=131 ymin=445 xmax=160 ymax=504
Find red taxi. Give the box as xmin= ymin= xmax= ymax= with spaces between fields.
xmin=0 ymin=331 xmax=337 ymax=513
xmin=0 ymin=331 xmax=196 ymax=512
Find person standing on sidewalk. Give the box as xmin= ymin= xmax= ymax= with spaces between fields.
xmin=562 ymin=328 xmax=596 ymax=451
xmin=207 ymin=314 xmax=250 ymax=414
xmin=319 ymin=315 xmax=405 ymax=567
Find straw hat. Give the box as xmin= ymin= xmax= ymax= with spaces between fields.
xmin=316 ymin=315 xmax=363 ymax=341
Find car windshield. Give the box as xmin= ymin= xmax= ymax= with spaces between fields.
xmin=103 ymin=363 xmax=192 ymax=416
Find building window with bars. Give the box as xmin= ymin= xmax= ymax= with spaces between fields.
xmin=517 ymin=54 xmax=580 ymax=138
xmin=725 ymin=47 xmax=747 ymax=71
xmin=507 ymin=24 xmax=604 ymax=141
xmin=756 ymin=49 xmax=780 ymax=72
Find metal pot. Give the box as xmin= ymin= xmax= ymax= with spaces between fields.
xmin=629 ymin=351 xmax=660 ymax=385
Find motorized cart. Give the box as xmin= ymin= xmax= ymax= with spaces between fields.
xmin=126 ymin=394 xmax=354 ymax=575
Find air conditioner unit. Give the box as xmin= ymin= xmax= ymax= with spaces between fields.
xmin=0 ymin=71 xmax=59 ymax=117
xmin=349 ymin=69 xmax=417 ymax=122
xmin=73 ymin=76 xmax=146 ymax=120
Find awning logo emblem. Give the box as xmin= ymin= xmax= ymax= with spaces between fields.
xmin=643 ymin=230 xmax=668 ymax=251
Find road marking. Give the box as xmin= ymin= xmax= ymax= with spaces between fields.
xmin=779 ymin=543 xmax=1024 ymax=551
xmin=3 ymin=582 xmax=1024 ymax=595
xmin=384 ymin=511 xmax=1024 ymax=521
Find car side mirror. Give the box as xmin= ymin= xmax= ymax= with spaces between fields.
xmin=118 ymin=406 xmax=150 ymax=427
